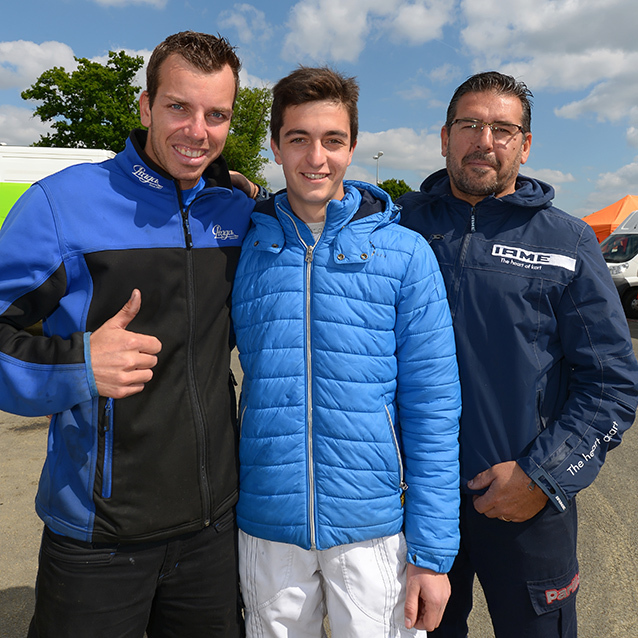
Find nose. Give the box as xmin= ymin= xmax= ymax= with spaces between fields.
xmin=306 ymin=141 xmax=326 ymax=167
xmin=185 ymin=113 xmax=207 ymax=141
xmin=475 ymin=125 xmax=494 ymax=150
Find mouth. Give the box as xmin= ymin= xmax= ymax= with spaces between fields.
xmin=302 ymin=173 xmax=328 ymax=181
xmin=463 ymin=152 xmax=498 ymax=170
xmin=175 ymin=145 xmax=207 ymax=160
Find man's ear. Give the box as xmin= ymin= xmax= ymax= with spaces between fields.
xmin=440 ymin=125 xmax=449 ymax=158
xmin=270 ymin=137 xmax=283 ymax=166
xmin=347 ymin=139 xmax=357 ymax=166
xmin=140 ymin=91 xmax=151 ymax=129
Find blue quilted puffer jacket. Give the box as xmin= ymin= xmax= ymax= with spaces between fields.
xmin=232 ymin=181 xmax=461 ymax=572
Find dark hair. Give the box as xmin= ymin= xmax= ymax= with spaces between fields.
xmin=445 ymin=71 xmax=533 ymax=133
xmin=146 ymin=31 xmax=241 ymax=106
xmin=270 ymin=66 xmax=359 ymax=147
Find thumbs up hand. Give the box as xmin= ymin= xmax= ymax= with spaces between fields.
xmin=89 ymin=289 xmax=162 ymax=399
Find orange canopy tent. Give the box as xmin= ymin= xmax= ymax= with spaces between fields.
xmin=582 ymin=195 xmax=638 ymax=242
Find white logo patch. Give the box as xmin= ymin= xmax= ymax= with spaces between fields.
xmin=492 ymin=244 xmax=576 ymax=272
xmin=212 ymin=224 xmax=239 ymax=241
xmin=132 ymin=165 xmax=163 ymax=190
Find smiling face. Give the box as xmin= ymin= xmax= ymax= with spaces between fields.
xmin=139 ymin=54 xmax=235 ymax=190
xmin=441 ymin=91 xmax=532 ymax=206
xmin=271 ymin=100 xmax=356 ymax=223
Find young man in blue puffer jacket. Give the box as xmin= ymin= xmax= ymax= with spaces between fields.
xmin=231 ymin=66 xmax=461 ymax=637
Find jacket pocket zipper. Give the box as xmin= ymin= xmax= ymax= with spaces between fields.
xmin=101 ymin=397 xmax=114 ymax=499
xmin=384 ymin=405 xmax=408 ymax=495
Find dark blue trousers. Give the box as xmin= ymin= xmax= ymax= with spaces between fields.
xmin=27 ymin=509 xmax=243 ymax=638
xmin=432 ymin=494 xmax=579 ymax=638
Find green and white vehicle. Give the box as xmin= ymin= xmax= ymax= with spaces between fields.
xmin=0 ymin=145 xmax=114 ymax=228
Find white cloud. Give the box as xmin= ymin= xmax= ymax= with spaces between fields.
xmin=282 ymin=0 xmax=457 ymax=62
xmin=576 ymin=158 xmax=638 ymax=214
xmin=521 ymin=167 xmax=576 ymax=194
xmin=0 ymin=41 xmax=76 ymax=90
xmin=355 ymin=127 xmax=443 ymax=174
xmin=387 ymin=0 xmax=456 ymax=45
xmin=0 ymin=105 xmax=52 ymax=146
xmin=458 ymin=0 xmax=638 ymax=128
xmin=627 ymin=127 xmax=638 ymax=149
xmin=220 ymin=4 xmax=271 ymax=45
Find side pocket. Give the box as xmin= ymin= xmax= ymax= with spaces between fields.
xmin=527 ymin=562 xmax=579 ymax=616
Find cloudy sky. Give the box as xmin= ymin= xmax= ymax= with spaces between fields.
xmin=2 ymin=0 xmax=638 ymax=216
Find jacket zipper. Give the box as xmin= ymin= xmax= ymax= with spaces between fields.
xmin=101 ymin=397 xmax=114 ymax=499
xmin=179 ymin=189 xmax=211 ymax=525
xmin=451 ymin=206 xmax=476 ymax=312
xmin=280 ymin=206 xmax=319 ymax=548
xmin=384 ymin=405 xmax=408 ymax=498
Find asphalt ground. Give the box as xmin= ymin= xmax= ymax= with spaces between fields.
xmin=2 ymin=326 xmax=638 ymax=637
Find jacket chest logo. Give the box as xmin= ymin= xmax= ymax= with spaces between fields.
xmin=492 ymin=244 xmax=576 ymax=272
xmin=132 ymin=165 xmax=163 ymax=190
xmin=212 ymin=224 xmax=239 ymax=241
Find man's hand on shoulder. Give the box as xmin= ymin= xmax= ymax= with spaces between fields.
xmin=404 ymin=563 xmax=450 ymax=632
xmin=89 ymin=289 xmax=162 ymax=399
xmin=469 ymin=460 xmax=549 ymax=522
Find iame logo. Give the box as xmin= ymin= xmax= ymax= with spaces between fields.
xmin=212 ymin=224 xmax=239 ymax=241
xmin=492 ymin=244 xmax=576 ymax=272
xmin=132 ymin=165 xmax=163 ymax=190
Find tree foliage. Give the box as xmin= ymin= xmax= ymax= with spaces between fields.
xmin=223 ymin=86 xmax=272 ymax=188
xmin=377 ymin=178 xmax=414 ymax=201
xmin=21 ymin=51 xmax=143 ymax=153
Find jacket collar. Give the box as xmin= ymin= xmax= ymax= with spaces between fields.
xmin=123 ymin=129 xmax=234 ymax=192
xmin=250 ymin=181 xmax=396 ymax=264
xmin=419 ymin=168 xmax=555 ymax=212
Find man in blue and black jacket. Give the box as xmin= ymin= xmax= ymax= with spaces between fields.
xmin=0 ymin=32 xmax=255 ymax=638
xmin=398 ymin=71 xmax=638 ymax=638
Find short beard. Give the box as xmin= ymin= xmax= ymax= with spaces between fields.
xmin=447 ymin=150 xmax=521 ymax=199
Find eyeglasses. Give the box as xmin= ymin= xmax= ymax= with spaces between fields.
xmin=449 ymin=118 xmax=525 ymax=141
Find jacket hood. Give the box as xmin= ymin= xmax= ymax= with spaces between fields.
xmin=419 ymin=168 xmax=555 ymax=212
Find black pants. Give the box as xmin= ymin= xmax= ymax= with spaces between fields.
xmin=431 ymin=494 xmax=579 ymax=638
xmin=28 ymin=510 xmax=242 ymax=638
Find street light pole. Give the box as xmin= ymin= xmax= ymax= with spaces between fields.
xmin=373 ymin=151 xmax=384 ymax=184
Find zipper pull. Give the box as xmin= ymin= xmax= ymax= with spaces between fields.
xmin=470 ymin=208 xmax=476 ymax=233
xmin=305 ymin=245 xmax=314 ymax=263
xmin=102 ymin=397 xmax=113 ymax=434
xmin=182 ymin=214 xmax=193 ymax=248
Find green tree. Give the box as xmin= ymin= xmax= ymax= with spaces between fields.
xmin=223 ymin=86 xmax=272 ymax=188
xmin=378 ymin=178 xmax=413 ymax=201
xmin=21 ymin=51 xmax=143 ymax=153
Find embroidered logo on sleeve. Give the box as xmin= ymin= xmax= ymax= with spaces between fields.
xmin=492 ymin=244 xmax=576 ymax=272
xmin=212 ymin=224 xmax=239 ymax=241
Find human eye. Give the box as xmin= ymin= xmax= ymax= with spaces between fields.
xmin=491 ymin=123 xmax=518 ymax=138
xmin=460 ymin=119 xmax=480 ymax=130
xmin=208 ymin=110 xmax=231 ymax=123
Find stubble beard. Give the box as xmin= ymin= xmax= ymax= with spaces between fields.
xmin=447 ymin=150 xmax=521 ymax=199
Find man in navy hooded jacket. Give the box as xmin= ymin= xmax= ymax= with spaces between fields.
xmin=397 ymin=71 xmax=638 ymax=638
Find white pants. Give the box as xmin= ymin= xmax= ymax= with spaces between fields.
xmin=238 ymin=530 xmax=426 ymax=638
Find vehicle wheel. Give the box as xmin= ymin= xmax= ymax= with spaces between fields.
xmin=622 ymin=288 xmax=638 ymax=319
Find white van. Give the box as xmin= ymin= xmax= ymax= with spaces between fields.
xmin=0 ymin=145 xmax=114 ymax=228
xmin=600 ymin=210 xmax=638 ymax=318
